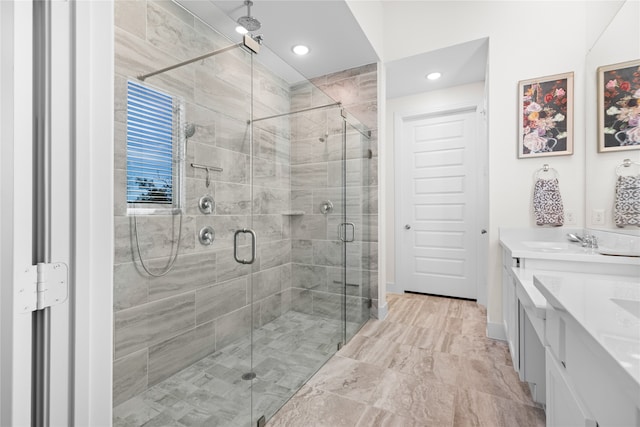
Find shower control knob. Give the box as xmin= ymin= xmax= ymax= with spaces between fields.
xmin=320 ymin=200 xmax=334 ymax=215
xmin=199 ymin=195 xmax=215 ymax=214
xmin=405 ymin=224 xmax=411 ymax=230
xmin=199 ymin=226 xmax=215 ymax=246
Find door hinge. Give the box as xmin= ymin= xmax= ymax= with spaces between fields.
xmin=17 ymin=262 xmax=69 ymax=313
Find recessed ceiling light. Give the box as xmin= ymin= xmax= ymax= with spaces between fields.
xmin=235 ymin=25 xmax=248 ymax=35
xmin=292 ymin=45 xmax=310 ymax=56
xmin=426 ymin=72 xmax=442 ymax=80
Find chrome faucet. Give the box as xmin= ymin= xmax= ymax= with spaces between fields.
xmin=567 ymin=233 xmax=598 ymax=249
xmin=583 ymin=235 xmax=598 ymax=249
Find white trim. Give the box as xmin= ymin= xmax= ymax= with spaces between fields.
xmin=376 ymin=300 xmax=389 ymax=320
xmin=72 ymin=1 xmax=114 ymax=425
xmin=393 ymin=102 xmax=488 ymax=302
xmin=1 ymin=2 xmax=34 ymax=424
xmin=475 ymin=92 xmax=490 ymax=307
xmin=487 ymin=321 xmax=507 ymax=341
xmin=50 ymin=2 xmax=74 ymax=423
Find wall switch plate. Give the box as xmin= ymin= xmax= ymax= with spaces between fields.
xmin=592 ymin=209 xmax=605 ymax=225
xmin=565 ymin=210 xmax=576 ymax=225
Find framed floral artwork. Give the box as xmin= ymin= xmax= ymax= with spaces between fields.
xmin=598 ymin=59 xmax=640 ymax=152
xmin=518 ymin=72 xmax=574 ymax=158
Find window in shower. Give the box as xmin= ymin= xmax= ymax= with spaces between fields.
xmin=126 ymin=80 xmax=184 ymax=213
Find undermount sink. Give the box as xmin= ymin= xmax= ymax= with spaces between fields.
xmin=598 ymin=247 xmax=640 ymax=257
xmin=522 ymin=241 xmax=574 ymax=252
xmin=611 ymin=298 xmax=640 ymax=319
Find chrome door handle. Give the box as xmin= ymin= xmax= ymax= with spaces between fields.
xmin=405 ymin=224 xmax=411 ymax=230
xmin=233 ymin=228 xmax=257 ymax=264
xmin=338 ymin=222 xmax=355 ymax=242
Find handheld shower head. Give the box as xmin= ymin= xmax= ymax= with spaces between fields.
xmin=185 ymin=122 xmax=196 ymax=139
xmin=237 ymin=0 xmax=261 ymax=32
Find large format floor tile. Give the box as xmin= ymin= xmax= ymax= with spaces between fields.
xmin=268 ymin=293 xmax=545 ymax=427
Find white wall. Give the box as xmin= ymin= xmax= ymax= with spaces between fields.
xmin=376 ymin=1 xmax=597 ymax=326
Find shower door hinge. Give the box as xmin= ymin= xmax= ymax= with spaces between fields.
xmin=16 ymin=262 xmax=69 ymax=313
xmin=368 ymin=298 xmax=373 ymax=308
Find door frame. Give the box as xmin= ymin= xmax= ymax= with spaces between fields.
xmin=0 ymin=1 xmax=113 ymax=425
xmin=393 ymin=103 xmax=488 ymax=305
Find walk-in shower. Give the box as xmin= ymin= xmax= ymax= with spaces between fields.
xmin=112 ymin=2 xmax=377 ymax=426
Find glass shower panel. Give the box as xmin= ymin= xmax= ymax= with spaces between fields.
xmin=112 ymin=7 xmax=255 ymax=425
xmin=180 ymin=42 xmax=255 ymax=427
xmin=249 ymin=79 xmax=346 ymax=422
xmin=113 ymin=3 xmax=375 ymax=426
xmin=343 ymin=118 xmax=373 ymax=342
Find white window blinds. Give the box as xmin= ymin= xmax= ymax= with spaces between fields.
xmin=126 ymin=80 xmax=177 ymax=206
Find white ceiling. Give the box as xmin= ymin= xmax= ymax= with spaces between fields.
xmin=176 ymin=0 xmax=487 ymax=95
xmin=386 ymin=38 xmax=488 ymax=99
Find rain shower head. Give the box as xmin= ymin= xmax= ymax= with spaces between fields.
xmin=237 ymin=0 xmax=261 ymax=32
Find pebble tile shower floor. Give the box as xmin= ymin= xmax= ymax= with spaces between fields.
xmin=268 ymin=293 xmax=546 ymax=427
xmin=113 ymin=311 xmax=360 ymax=427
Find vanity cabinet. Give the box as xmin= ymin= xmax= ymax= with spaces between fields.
xmin=501 ymin=248 xmax=546 ymax=404
xmin=501 ymin=248 xmax=519 ymax=370
xmin=499 ymin=228 xmax=640 ymax=417
xmin=537 ymin=273 xmax=640 ymax=427
xmin=545 ymin=348 xmax=597 ymax=427
xmin=519 ymin=302 xmax=545 ymax=403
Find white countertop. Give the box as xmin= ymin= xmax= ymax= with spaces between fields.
xmin=509 ymin=267 xmax=549 ymax=318
xmin=534 ymin=273 xmax=640 ymax=396
xmin=500 ymin=228 xmax=640 ymax=265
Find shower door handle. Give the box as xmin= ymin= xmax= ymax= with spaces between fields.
xmin=338 ymin=222 xmax=355 ymax=242
xmin=233 ymin=228 xmax=257 ymax=264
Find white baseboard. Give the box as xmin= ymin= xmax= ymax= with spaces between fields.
xmin=487 ymin=321 xmax=507 ymax=341
xmin=386 ymin=282 xmax=403 ymax=294
xmin=377 ymin=300 xmax=388 ymax=320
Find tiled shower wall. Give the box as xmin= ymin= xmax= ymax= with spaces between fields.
xmin=112 ymin=0 xmax=292 ymax=406
xmin=288 ymin=65 xmax=379 ymax=323
xmin=112 ymin=0 xmax=379 ymax=410
xmin=313 ymin=65 xmax=379 ymax=320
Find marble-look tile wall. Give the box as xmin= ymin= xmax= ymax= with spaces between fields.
xmin=113 ymin=0 xmax=292 ymax=407
xmin=113 ymin=0 xmax=379 ymax=411
xmin=289 ymin=64 xmax=379 ymax=326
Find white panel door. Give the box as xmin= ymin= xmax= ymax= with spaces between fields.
xmin=397 ymin=109 xmax=478 ymax=299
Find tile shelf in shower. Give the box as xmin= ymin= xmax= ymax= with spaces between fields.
xmin=281 ymin=211 xmax=305 ymax=216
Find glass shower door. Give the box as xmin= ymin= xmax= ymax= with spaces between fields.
xmin=112 ymin=23 xmax=256 ymax=426
xmin=248 ymin=94 xmax=346 ymax=423
xmin=343 ymin=117 xmax=374 ymax=342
